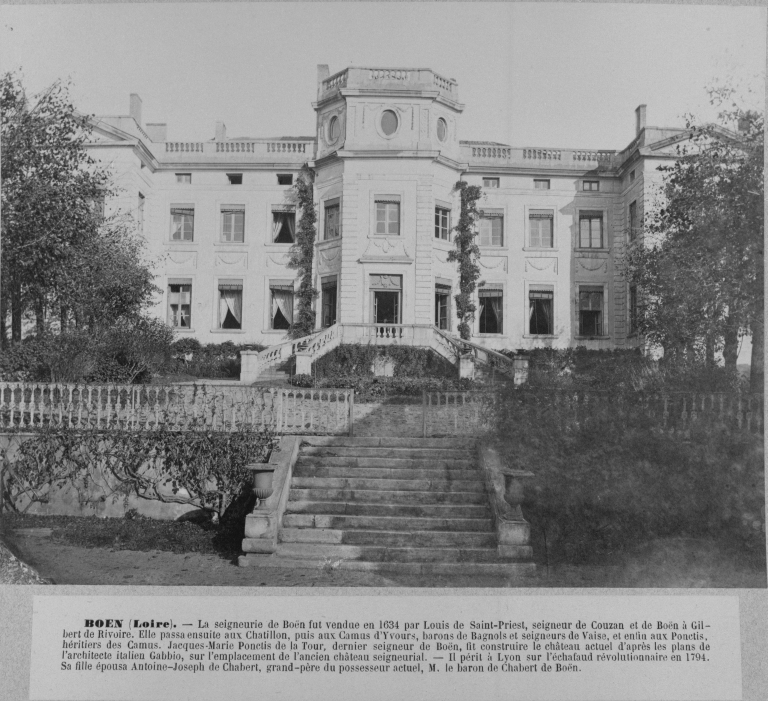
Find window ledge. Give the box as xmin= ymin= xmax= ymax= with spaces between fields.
xmin=478 ymin=246 xmax=508 ymax=253
xmin=210 ymin=329 xmax=246 ymax=334
xmin=317 ymin=237 xmax=341 ymax=247
xmin=475 ymin=333 xmax=505 ymax=337
xmin=265 ymin=243 xmax=294 ymax=248
xmin=575 ymin=248 xmax=611 ymax=254
xmin=166 ymin=242 xmax=198 ymax=247
xmin=213 ymin=242 xmax=247 ymax=247
xmin=262 ymin=329 xmax=291 ymax=335
xmin=523 ymin=334 xmax=560 ymax=339
xmin=574 ymin=336 xmax=611 ymax=341
xmin=523 ymin=247 xmax=559 ymax=253
xmin=172 ymin=328 xmax=196 ymax=333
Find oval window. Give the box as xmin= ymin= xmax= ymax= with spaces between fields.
xmin=328 ymin=116 xmax=340 ymax=143
xmin=380 ymin=110 xmax=398 ymax=136
xmin=437 ymin=118 xmax=447 ymax=142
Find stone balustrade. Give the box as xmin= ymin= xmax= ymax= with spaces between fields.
xmin=320 ymin=67 xmax=458 ymax=101
xmin=165 ymin=142 xmax=204 ymax=153
xmin=462 ymin=144 xmax=622 ymax=170
xmin=159 ymin=139 xmax=314 ymax=161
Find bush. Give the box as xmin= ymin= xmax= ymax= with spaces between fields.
xmin=313 ymin=344 xmax=455 ymax=379
xmin=168 ymin=341 xmax=266 ymax=379
xmin=289 ymin=373 xmax=476 ymax=399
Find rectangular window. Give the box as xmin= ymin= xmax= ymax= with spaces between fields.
xmin=579 ymin=287 xmax=604 ymax=336
xmin=218 ymin=282 xmax=243 ymax=330
xmin=221 ymin=207 xmax=245 ymax=243
xmin=272 ymin=208 xmax=296 ymax=243
xmin=579 ymin=211 xmax=603 ymax=248
xmin=483 ymin=177 xmax=500 ymax=188
xmin=435 ymin=207 xmax=450 ymax=240
xmin=138 ymin=193 xmax=145 ymax=234
xmin=277 ymin=174 xmax=293 ymax=186
xmin=629 ymin=169 xmax=636 ymax=182
xmin=583 ymin=180 xmax=599 ymax=191
xmin=170 ymin=206 xmax=194 ymax=241
xmin=529 ymin=288 xmax=554 ymax=335
xmin=168 ymin=282 xmax=192 ymax=328
xmin=478 ymin=287 xmax=503 ymax=334
xmin=435 ymin=284 xmax=451 ymax=330
xmin=478 ymin=213 xmax=503 ymax=247
xmin=227 ymin=173 xmax=243 ymax=185
xmin=324 ymin=199 xmax=340 ymax=240
xmin=529 ymin=209 xmax=554 ymax=248
xmin=629 ymin=200 xmax=638 ymax=242
xmin=629 ymin=285 xmax=638 ymax=333
xmin=270 ymin=282 xmax=294 ymax=330
xmin=534 ymin=179 xmax=550 ymax=190
xmin=375 ymin=200 xmax=400 ymax=236
xmin=176 ymin=173 xmax=191 ymax=184
xmin=321 ymin=279 xmax=337 ymax=328
xmin=370 ymin=274 xmax=402 ymax=324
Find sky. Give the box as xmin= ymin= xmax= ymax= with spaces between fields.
xmin=1 ymin=3 xmax=765 ymax=151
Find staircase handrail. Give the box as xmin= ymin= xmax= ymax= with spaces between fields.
xmin=302 ymin=324 xmax=343 ymax=361
xmin=433 ymin=328 xmax=521 ymax=375
xmin=249 ymin=327 xmax=328 ymax=374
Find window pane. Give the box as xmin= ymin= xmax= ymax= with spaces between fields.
xmin=591 ymin=219 xmax=602 ymax=247
xmin=479 ymin=219 xmax=491 ymax=246
xmin=492 ymin=217 xmax=502 ymax=246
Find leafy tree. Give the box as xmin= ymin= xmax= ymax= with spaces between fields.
xmin=287 ymin=165 xmax=318 ymax=338
xmin=447 ymin=181 xmax=483 ymax=339
xmin=628 ymin=101 xmax=763 ymax=391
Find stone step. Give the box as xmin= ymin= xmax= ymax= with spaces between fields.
xmin=288 ymin=488 xmax=490 ymax=505
xmin=283 ymin=513 xmax=494 ymax=532
xmin=290 ymin=476 xmax=487 ymax=493
xmin=292 ymin=466 xmax=482 ymax=481
xmin=285 ymin=500 xmax=491 ymax=519
xmin=275 ymin=542 xmax=504 ymax=563
xmin=295 ymin=456 xmax=474 ymax=469
xmin=279 ymin=528 xmax=497 ymax=549
xmin=301 ymin=446 xmax=475 ymax=460
xmin=302 ymin=436 xmax=475 ymax=450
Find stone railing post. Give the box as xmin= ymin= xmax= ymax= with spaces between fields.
xmin=459 ymin=352 xmax=475 ymax=380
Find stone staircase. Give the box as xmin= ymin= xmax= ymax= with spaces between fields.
xmin=269 ymin=436 xmax=534 ymax=575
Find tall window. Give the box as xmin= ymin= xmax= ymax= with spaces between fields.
xmin=534 ymin=179 xmax=550 ymax=190
xmin=221 ymin=207 xmax=245 ymax=243
xmin=579 ymin=211 xmax=603 ymax=248
xmin=375 ymin=200 xmax=400 ymax=235
xmin=479 ymin=287 xmax=503 ymax=334
xmin=138 ymin=193 xmax=145 ymax=234
xmin=435 ymin=207 xmax=450 ymax=240
xmin=272 ymin=209 xmax=296 ymax=243
xmin=324 ymin=199 xmax=340 ymax=240
xmin=478 ymin=213 xmax=503 ymax=247
xmin=170 ymin=207 xmax=194 ymax=241
xmin=270 ymin=283 xmax=294 ymax=330
xmin=579 ymin=287 xmax=604 ymax=336
xmin=435 ymin=284 xmax=451 ymax=330
xmin=370 ymin=275 xmax=402 ymax=324
xmin=529 ymin=288 xmax=553 ymax=335
xmin=322 ymin=279 xmax=337 ymax=327
xmin=218 ymin=282 xmax=243 ymax=330
xmin=529 ymin=209 xmax=554 ymax=248
xmin=227 ymin=173 xmax=243 ymax=185
xmin=483 ymin=177 xmax=500 ymax=188
xmin=629 ymin=200 xmax=638 ymax=242
xmin=629 ymin=285 xmax=638 ymax=333
xmin=168 ymin=283 xmax=192 ymax=328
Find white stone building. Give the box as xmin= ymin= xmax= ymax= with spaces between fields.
xmin=87 ymin=65 xmax=694 ymax=358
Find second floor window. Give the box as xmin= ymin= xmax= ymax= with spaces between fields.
xmin=272 ymin=209 xmax=296 ymax=243
xmin=583 ymin=180 xmax=599 ymax=191
xmin=171 ymin=207 xmax=194 ymax=241
xmin=529 ymin=209 xmax=554 ymax=248
xmin=176 ymin=173 xmax=191 ymax=184
xmin=478 ymin=213 xmax=503 ymax=247
xmin=483 ymin=177 xmax=500 ymax=188
xmin=435 ymin=207 xmax=450 ymax=240
xmin=579 ymin=212 xmax=603 ymax=248
xmin=324 ymin=200 xmax=340 ymax=240
xmin=221 ymin=207 xmax=245 ymax=243
xmin=375 ymin=200 xmax=400 ymax=235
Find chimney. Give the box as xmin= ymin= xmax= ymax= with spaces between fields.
xmin=635 ymin=104 xmax=647 ymax=136
xmin=215 ymin=121 xmax=227 ymax=141
xmin=129 ymin=93 xmax=143 ymax=126
xmin=317 ymin=64 xmax=330 ymax=97
xmin=145 ymin=123 xmax=167 ymax=142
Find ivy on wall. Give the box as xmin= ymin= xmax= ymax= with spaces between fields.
xmin=287 ymin=165 xmax=319 ymax=339
xmin=447 ymin=181 xmax=483 ymax=340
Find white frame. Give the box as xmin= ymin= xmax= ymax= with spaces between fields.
xmin=525 ymin=281 xmax=557 ymax=339
xmin=576 ymin=207 xmax=610 ymax=250
xmin=524 ymin=204 xmax=557 ymax=250
xmin=575 ymin=282 xmax=609 ymax=338
xmin=214 ymin=277 xmax=245 ymax=332
xmin=476 ymin=283 xmax=505 ymax=336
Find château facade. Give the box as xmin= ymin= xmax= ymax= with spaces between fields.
xmin=87 ymin=65 xmax=693 ymax=352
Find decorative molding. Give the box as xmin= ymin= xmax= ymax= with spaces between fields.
xmin=525 ymin=257 xmax=558 ymax=274
xmin=576 ymin=258 xmax=608 ymax=273
xmin=267 ymin=253 xmax=290 ymax=268
xmin=432 ymin=250 xmax=450 ymax=265
xmin=360 ymin=238 xmax=412 ymax=264
xmin=215 ymin=253 xmax=247 ymax=269
xmin=479 ymin=256 xmax=508 ymax=272
xmin=167 ymin=252 xmax=197 ymax=267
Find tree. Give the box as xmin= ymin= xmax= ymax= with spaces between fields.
xmin=1 ymin=73 xmax=157 ymax=344
xmin=627 ymin=101 xmax=763 ymax=391
xmin=287 ymin=165 xmax=319 ymax=339
xmin=447 ymin=181 xmax=483 ymax=339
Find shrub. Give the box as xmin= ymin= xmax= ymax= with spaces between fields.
xmin=312 ymin=344 xmax=455 ymax=380
xmin=289 ymin=373 xmax=476 ymax=399
xmin=167 ymin=341 xmax=266 ymax=379
xmin=95 ymin=317 xmax=174 ymax=384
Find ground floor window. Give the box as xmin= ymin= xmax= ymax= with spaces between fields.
xmin=218 ymin=282 xmax=243 ymax=329
xmin=435 ymin=284 xmax=451 ymax=330
xmin=579 ymin=286 xmax=604 ymax=336
xmin=168 ymin=282 xmax=192 ymax=328
xmin=479 ymin=287 xmax=503 ymax=334
xmin=369 ymin=274 xmax=402 ymax=324
xmin=529 ymin=288 xmax=553 ymax=335
xmin=270 ymin=283 xmax=294 ymax=330
xmin=322 ymin=279 xmax=337 ymax=328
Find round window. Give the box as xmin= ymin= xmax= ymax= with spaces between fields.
xmin=437 ymin=118 xmax=447 ymax=142
xmin=380 ymin=110 xmax=398 ymax=136
xmin=328 ymin=116 xmax=340 ymax=143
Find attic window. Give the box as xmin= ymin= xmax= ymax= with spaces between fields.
xmin=176 ymin=173 xmax=191 ymax=184
xmin=227 ymin=173 xmax=243 ymax=185
xmin=277 ymin=174 xmax=293 ymax=186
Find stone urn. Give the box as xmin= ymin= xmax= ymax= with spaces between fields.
xmin=247 ymin=463 xmax=276 ymax=509
xmin=499 ymin=468 xmax=535 ymax=511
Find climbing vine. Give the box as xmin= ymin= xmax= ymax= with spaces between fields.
xmin=287 ymin=164 xmax=319 ymax=338
xmin=447 ymin=181 xmax=483 ymax=339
